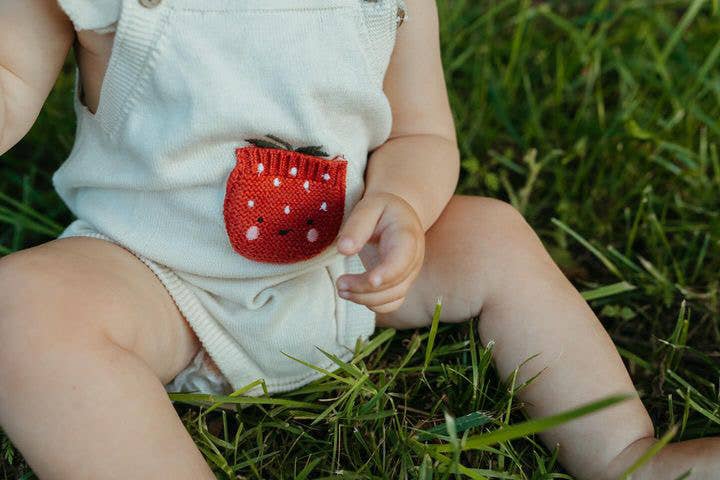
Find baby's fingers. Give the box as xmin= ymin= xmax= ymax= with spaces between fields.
xmin=338 ymin=277 xmax=411 ymax=310
xmin=370 ymin=298 xmax=406 ymax=314
xmin=336 ymin=196 xmax=386 ymax=256
xmin=336 ymin=226 xmax=420 ymax=293
xmin=369 ymin=225 xmax=422 ymax=289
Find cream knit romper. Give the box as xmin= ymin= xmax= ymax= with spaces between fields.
xmin=54 ymin=0 xmax=406 ymax=395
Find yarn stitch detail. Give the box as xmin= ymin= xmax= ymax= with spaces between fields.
xmin=224 ymin=147 xmax=347 ymax=263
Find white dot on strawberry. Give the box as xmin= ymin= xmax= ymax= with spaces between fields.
xmin=307 ymin=228 xmax=319 ymax=243
xmin=284 ymin=205 xmax=291 ymax=214
xmin=303 ymin=180 xmax=310 ymax=191
xmin=273 ymin=177 xmax=281 ymax=187
xmin=257 ymin=163 xmax=264 ymax=173
xmin=320 ymin=202 xmax=328 ymax=211
xmin=289 ymin=167 xmax=298 ymax=176
xmin=247 ymin=200 xmax=255 ymax=208
xmin=246 ymin=225 xmax=259 ymax=241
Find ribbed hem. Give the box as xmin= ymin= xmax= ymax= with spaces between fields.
xmin=235 ymin=147 xmax=347 ymax=186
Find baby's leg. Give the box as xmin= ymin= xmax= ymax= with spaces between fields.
xmin=0 ymin=237 xmax=215 ymax=479
xmin=373 ymin=195 xmax=720 ymax=479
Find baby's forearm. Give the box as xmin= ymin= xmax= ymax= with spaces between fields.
xmin=0 ymin=0 xmax=74 ymax=156
xmin=364 ymin=133 xmax=460 ymax=231
xmin=0 ymin=80 xmax=6 ymax=153
xmin=0 ymin=75 xmax=18 ymax=156
xmin=0 ymin=70 xmax=28 ymax=157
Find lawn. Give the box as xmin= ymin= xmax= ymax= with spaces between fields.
xmin=2 ymin=1 xmax=719 ymax=478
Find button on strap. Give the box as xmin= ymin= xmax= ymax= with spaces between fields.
xmin=396 ymin=0 xmax=408 ymax=28
xmin=396 ymin=6 xmax=406 ymax=27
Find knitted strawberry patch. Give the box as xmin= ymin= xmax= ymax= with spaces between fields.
xmin=223 ymin=137 xmax=347 ymax=264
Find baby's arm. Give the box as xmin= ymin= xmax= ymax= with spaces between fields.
xmin=365 ymin=0 xmax=459 ymax=230
xmin=0 ymin=0 xmax=74 ymax=155
xmin=335 ymin=0 xmax=459 ymax=311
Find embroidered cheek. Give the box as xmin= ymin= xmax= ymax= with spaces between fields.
xmin=307 ymin=228 xmax=319 ymax=243
xmin=246 ymin=225 xmax=260 ymax=241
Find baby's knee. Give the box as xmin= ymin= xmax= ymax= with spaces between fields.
xmin=446 ymin=197 xmax=548 ymax=272
xmin=0 ymin=249 xmax=54 ymax=315
xmin=463 ymin=196 xmax=525 ymax=223
xmin=442 ymin=197 xmax=563 ymax=306
xmin=0 ymin=248 xmax=76 ymax=320
xmin=460 ymin=197 xmax=536 ymax=245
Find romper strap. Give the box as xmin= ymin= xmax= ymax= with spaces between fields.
xmin=359 ymin=0 xmax=407 ymax=84
xmin=96 ymin=0 xmax=172 ymax=137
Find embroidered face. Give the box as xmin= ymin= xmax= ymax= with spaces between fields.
xmin=223 ymin=146 xmax=347 ymax=263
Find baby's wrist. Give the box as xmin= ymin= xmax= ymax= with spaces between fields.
xmin=363 ymin=189 xmax=426 ymax=229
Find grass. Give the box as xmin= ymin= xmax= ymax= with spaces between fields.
xmin=1 ymin=0 xmax=720 ymax=478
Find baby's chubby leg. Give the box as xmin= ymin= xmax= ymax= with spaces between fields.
xmin=373 ymin=195 xmax=720 ymax=479
xmin=0 ymin=237 xmax=215 ymax=479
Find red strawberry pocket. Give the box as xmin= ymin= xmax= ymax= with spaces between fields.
xmin=223 ymin=145 xmax=347 ymax=264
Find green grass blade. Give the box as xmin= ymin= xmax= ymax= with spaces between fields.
xmin=619 ymin=426 xmax=677 ymax=479
xmin=434 ymin=395 xmax=631 ymax=452
xmin=424 ymin=297 xmax=443 ymax=369
xmin=660 ymin=0 xmax=707 ymax=62
xmin=581 ymin=281 xmax=636 ymax=301
xmin=552 ymin=218 xmax=622 ymax=278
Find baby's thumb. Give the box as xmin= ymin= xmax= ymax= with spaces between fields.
xmin=336 ymin=196 xmax=385 ymax=255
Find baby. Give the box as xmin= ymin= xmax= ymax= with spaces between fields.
xmin=0 ymin=0 xmax=718 ymax=479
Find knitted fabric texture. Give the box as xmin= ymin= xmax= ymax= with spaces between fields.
xmin=359 ymin=0 xmax=407 ymax=83
xmin=224 ymin=147 xmax=347 ymax=264
xmin=53 ymin=0 xmax=403 ymax=395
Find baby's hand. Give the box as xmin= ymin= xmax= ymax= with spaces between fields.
xmin=335 ymin=192 xmax=425 ymax=313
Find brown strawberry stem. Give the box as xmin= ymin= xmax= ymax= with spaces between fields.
xmin=245 ymin=138 xmax=284 ymax=150
xmin=265 ymin=134 xmax=293 ymax=150
xmin=295 ymin=146 xmax=329 ymax=157
xmin=245 ymin=135 xmax=329 ymax=158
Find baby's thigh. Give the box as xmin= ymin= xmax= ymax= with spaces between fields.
xmin=0 ymin=237 xmax=199 ymax=383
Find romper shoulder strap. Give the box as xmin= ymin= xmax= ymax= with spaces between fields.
xmin=92 ymin=0 xmax=172 ymax=137
xmin=359 ymin=0 xmax=408 ymax=82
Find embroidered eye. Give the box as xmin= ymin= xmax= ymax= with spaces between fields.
xmin=306 ymin=218 xmax=314 ymax=225
xmin=257 ymin=216 xmax=264 ymax=223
